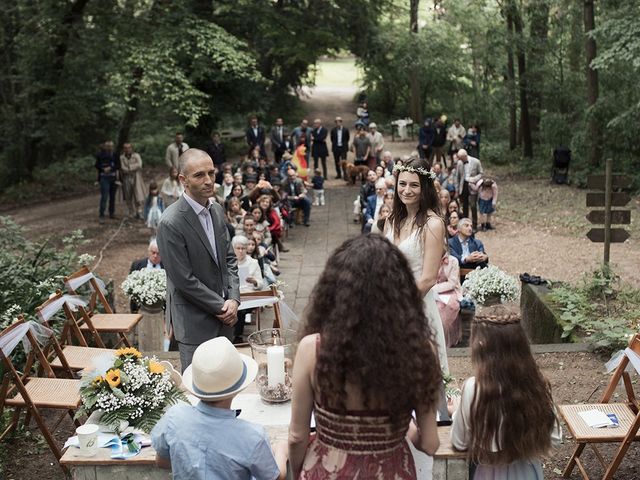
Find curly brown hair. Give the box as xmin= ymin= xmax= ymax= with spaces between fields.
xmin=469 ymin=305 xmax=557 ymax=464
xmin=302 ymin=234 xmax=442 ymax=420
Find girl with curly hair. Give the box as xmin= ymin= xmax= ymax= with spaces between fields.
xmin=451 ymin=306 xmax=562 ymax=479
xmin=288 ymin=234 xmax=443 ymax=479
xmin=385 ymin=156 xmax=449 ymax=373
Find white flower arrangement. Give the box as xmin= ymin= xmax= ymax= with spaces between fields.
xmin=121 ymin=269 xmax=166 ymax=307
xmin=462 ymin=265 xmax=519 ymax=305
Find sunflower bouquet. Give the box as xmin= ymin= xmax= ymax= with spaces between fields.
xmin=76 ymin=347 xmax=187 ymax=433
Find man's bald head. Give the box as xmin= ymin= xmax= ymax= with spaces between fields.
xmin=178 ymin=148 xmax=212 ymax=176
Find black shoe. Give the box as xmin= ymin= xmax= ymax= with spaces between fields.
xmin=232 ymin=336 xmax=244 ymax=345
xmin=335 ymin=175 xmax=341 ymax=179
xmin=486 ymin=223 xmax=494 ymax=230
xmin=99 ymin=217 xmax=105 ymax=225
xmin=304 ymin=222 xmax=310 ymax=227
xmin=479 ymin=223 xmax=486 ymax=231
xmin=279 ymin=247 xmax=290 ymax=253
xmin=109 ymin=214 xmax=116 ymax=219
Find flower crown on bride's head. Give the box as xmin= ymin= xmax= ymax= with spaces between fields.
xmin=393 ymin=163 xmax=437 ymax=180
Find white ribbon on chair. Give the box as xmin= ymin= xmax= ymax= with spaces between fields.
xmin=65 ymin=271 xmax=107 ymax=294
xmin=278 ymin=299 xmax=299 ymax=330
xmin=0 ymin=321 xmax=53 ymax=357
xmin=37 ymin=295 xmax=88 ymax=323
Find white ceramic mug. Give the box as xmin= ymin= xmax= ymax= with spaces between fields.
xmin=76 ymin=424 xmax=99 ymax=456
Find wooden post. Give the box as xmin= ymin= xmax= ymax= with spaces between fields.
xmin=604 ymin=158 xmax=612 ymax=264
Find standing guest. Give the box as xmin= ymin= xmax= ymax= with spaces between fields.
xmin=358 ymin=170 xmax=377 ymax=221
xmin=351 ymin=126 xmax=371 ymax=166
xmin=367 ymin=122 xmax=385 ymax=168
xmin=446 ymin=210 xmax=460 ymax=238
xmin=152 ymin=337 xmax=286 ymax=480
xmin=120 ymin=142 xmax=145 ymax=219
xmin=165 ymin=132 xmax=188 ymax=170
xmin=476 ymin=177 xmax=498 ymax=231
xmin=384 ymin=157 xmax=449 ymax=374
xmin=330 ymin=116 xmax=349 ymax=179
xmin=310 ymin=118 xmax=329 ymax=179
xmin=463 ymin=124 xmax=481 ymax=158
xmin=245 ymin=115 xmax=266 ymax=158
xmin=430 ymin=118 xmax=447 ymax=167
xmin=417 ymin=119 xmax=434 ymax=161
xmin=205 ymin=131 xmax=226 ymax=183
xmin=95 ymin=140 xmax=119 ymax=224
xmin=291 ymin=119 xmax=312 ymax=156
xmin=355 ymin=100 xmax=370 ymax=126
xmin=144 ymin=180 xmax=164 ymax=231
xmin=448 ymin=218 xmax=488 ymax=269
xmin=454 ymin=149 xmax=483 ymax=231
xmin=433 ymin=255 xmax=462 ymax=347
xmin=129 ymin=239 xmax=164 ymax=313
xmin=446 ymin=119 xmax=466 ymax=166
xmin=288 ymin=235 xmax=442 ymax=479
xmin=156 ymin=149 xmax=240 ymax=372
xmin=258 ymin=194 xmax=287 ymax=252
xmin=281 ymin=168 xmax=311 ymax=227
xmin=270 ymin=117 xmax=287 ymax=164
xmin=450 ymin=306 xmax=562 ymax=478
xmin=311 ymin=168 xmax=325 ymax=207
xmin=161 ymin=167 xmax=184 ymax=208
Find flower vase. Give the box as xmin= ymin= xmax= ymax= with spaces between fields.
xmin=481 ymin=294 xmax=502 ymax=306
xmin=140 ymin=301 xmax=164 ymax=314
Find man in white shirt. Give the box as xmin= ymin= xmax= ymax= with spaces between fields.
xmin=330 ymin=116 xmax=350 ymax=179
xmin=165 ymin=132 xmax=189 ymax=169
xmin=363 ymin=179 xmax=387 ymax=233
xmin=446 ymin=119 xmax=466 ymax=166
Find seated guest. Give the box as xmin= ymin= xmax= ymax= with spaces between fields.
xmin=225 ymin=197 xmax=246 ymax=232
xmin=438 ymin=189 xmax=451 ymax=215
xmin=363 ymin=178 xmax=387 ymax=233
xmin=281 ymin=168 xmax=311 ymax=227
xmin=434 ymin=255 xmax=463 ymax=347
xmin=448 ymin=218 xmax=488 ymax=269
xmin=232 ymin=235 xmax=264 ymax=344
xmin=371 ymin=204 xmax=391 ymax=234
xmin=151 ymin=337 xmax=287 ymax=480
xmin=358 ymin=169 xmax=377 ymax=223
xmin=129 ymin=239 xmax=163 ymax=313
xmin=446 ymin=210 xmax=459 ymax=238
xmin=447 ymin=199 xmax=461 ymax=217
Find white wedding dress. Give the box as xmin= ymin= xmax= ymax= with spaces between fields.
xmin=386 ymin=228 xmax=449 ymax=374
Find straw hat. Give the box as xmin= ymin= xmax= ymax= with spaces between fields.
xmin=182 ymin=337 xmax=258 ymax=401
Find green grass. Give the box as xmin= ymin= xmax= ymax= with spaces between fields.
xmin=312 ymin=57 xmax=363 ymax=88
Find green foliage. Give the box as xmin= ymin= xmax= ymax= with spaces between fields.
xmin=549 ymin=266 xmax=639 ymax=352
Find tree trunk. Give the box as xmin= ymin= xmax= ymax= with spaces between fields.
xmin=584 ymin=0 xmax=601 ymax=167
xmin=409 ymin=0 xmax=423 ymax=123
xmin=116 ymin=67 xmax=144 ymax=155
xmin=513 ymin=2 xmax=533 ymax=158
xmin=505 ymin=10 xmax=517 ymax=150
xmin=527 ymin=1 xmax=549 ymax=136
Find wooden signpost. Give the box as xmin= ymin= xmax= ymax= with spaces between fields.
xmin=585 ymin=158 xmax=632 ymax=264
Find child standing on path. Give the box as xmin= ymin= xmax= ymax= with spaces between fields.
xmin=476 ymin=178 xmax=497 ymax=231
xmin=311 ymin=168 xmax=325 ymax=206
xmin=144 ymin=180 xmax=164 ymax=231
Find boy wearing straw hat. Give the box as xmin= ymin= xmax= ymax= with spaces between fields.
xmin=151 ymin=337 xmax=286 ymax=479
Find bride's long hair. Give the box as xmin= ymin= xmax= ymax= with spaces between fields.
xmin=388 ymin=157 xmax=442 ymax=239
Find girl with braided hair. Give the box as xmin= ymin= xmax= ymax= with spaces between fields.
xmin=451 ymin=305 xmax=562 ymax=479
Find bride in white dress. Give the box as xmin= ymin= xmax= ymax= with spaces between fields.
xmin=384 ymin=158 xmax=449 ymax=373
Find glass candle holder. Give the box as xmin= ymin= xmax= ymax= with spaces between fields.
xmin=248 ymin=329 xmax=298 ymax=403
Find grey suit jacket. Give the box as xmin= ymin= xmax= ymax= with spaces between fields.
xmin=156 ymin=195 xmax=240 ymax=345
xmin=455 ymin=156 xmax=483 ymax=195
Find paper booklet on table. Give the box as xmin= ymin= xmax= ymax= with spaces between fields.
xmin=578 ymin=409 xmax=615 ymax=428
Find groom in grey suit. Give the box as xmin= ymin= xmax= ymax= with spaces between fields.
xmin=157 ymin=149 xmax=240 ymax=371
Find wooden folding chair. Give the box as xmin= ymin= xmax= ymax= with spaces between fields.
xmin=559 ymin=333 xmax=640 ymax=480
xmin=239 ymin=284 xmax=284 ymax=331
xmin=64 ymin=266 xmax=142 ymax=348
xmin=0 ymin=318 xmax=82 ymax=473
xmin=35 ymin=292 xmax=116 ymax=373
xmin=459 ymin=267 xmax=474 ymax=284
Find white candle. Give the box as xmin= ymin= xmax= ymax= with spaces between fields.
xmin=267 ymin=345 xmax=286 ymax=387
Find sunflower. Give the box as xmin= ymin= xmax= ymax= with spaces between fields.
xmin=105 ymin=369 xmax=121 ymax=388
xmin=92 ymin=375 xmax=104 ymax=386
xmin=148 ymin=361 xmax=165 ymax=375
xmin=115 ymin=347 xmax=142 ymax=359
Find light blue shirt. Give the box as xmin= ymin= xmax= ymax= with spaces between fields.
xmin=182 ymin=193 xmax=219 ymax=264
xmin=459 ymin=236 xmax=471 ymax=263
xmin=151 ymin=402 xmax=279 ymax=480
